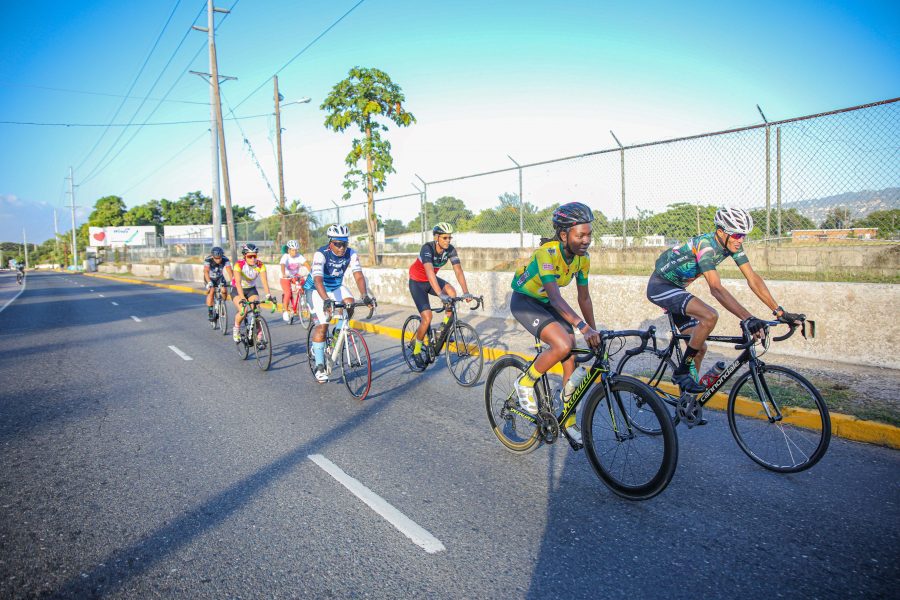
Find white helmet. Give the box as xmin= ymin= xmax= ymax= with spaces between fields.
xmin=714 ymin=207 xmax=754 ymax=235
xmin=286 ymin=239 xmax=299 ymax=250
xmin=326 ymin=224 xmax=349 ymax=239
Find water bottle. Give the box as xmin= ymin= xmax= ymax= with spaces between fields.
xmin=699 ymin=361 xmax=727 ymax=388
xmin=562 ymin=366 xmax=589 ymax=406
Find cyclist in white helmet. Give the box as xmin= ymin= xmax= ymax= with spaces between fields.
xmin=279 ymin=239 xmax=311 ymax=322
xmin=647 ymin=207 xmax=804 ymax=393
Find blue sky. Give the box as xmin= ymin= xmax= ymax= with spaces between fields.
xmin=1 ymin=0 xmax=898 ymax=241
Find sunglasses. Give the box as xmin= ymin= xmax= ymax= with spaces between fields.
xmin=730 ymin=234 xmax=746 ymax=241
xmin=245 ymin=254 xmax=258 ymax=259
xmin=439 ymin=235 xmax=452 ymax=241
xmin=331 ymin=241 xmax=347 ymax=249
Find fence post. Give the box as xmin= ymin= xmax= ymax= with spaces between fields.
xmin=776 ymin=126 xmax=782 ymax=242
xmin=507 ymin=155 xmax=524 ymax=248
xmin=757 ymin=105 xmax=771 ymax=245
xmin=415 ymin=174 xmax=427 ymax=245
xmin=610 ymin=131 xmax=625 ymax=251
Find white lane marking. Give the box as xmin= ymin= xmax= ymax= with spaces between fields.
xmin=0 ymin=277 xmax=26 ymax=314
xmin=168 ymin=345 xmax=193 ymax=361
xmin=308 ymin=454 xmax=445 ymax=554
xmin=98 ymin=294 xmax=105 ymax=297
xmin=130 ymin=315 xmax=142 ymax=322
xmin=111 ymin=301 xmax=119 ymax=306
xmin=90 ymin=289 xmax=94 ymax=292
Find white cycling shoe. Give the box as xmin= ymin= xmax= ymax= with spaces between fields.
xmin=315 ymin=365 xmax=328 ymax=383
xmin=514 ymin=378 xmax=538 ymax=415
xmin=282 ymin=311 xmax=290 ymax=322
xmin=565 ymin=424 xmax=582 ymax=445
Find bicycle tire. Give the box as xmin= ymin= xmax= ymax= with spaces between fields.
xmin=445 ymin=322 xmax=484 ymax=387
xmin=615 ymin=347 xmax=680 ymax=433
xmin=217 ymin=300 xmax=228 ymax=335
xmin=485 ymin=355 xmax=541 ymax=455
xmin=235 ymin=323 xmax=249 ymax=360
xmin=727 ymin=365 xmax=831 ymax=473
xmin=400 ymin=315 xmax=426 ymax=372
xmin=582 ymin=375 xmax=679 ymax=500
xmin=298 ymin=295 xmax=310 ymax=329
xmin=253 ymin=317 xmax=272 ymax=371
xmin=341 ymin=328 xmax=372 ymax=400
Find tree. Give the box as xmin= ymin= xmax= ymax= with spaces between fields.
xmin=123 ymin=200 xmax=162 ymax=227
xmin=852 ymin=209 xmax=900 ymax=239
xmin=88 ymin=195 xmax=126 ymax=226
xmin=409 ymin=196 xmax=473 ymax=232
xmin=322 ymin=67 xmax=416 ymax=263
xmin=821 ymin=207 xmax=853 ymax=229
xmin=748 ymin=208 xmax=815 ymax=237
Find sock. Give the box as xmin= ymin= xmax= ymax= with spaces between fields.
xmin=313 ymin=341 xmax=326 ymax=366
xmin=518 ymin=364 xmax=542 ymax=387
xmin=677 ymin=346 xmax=700 ymax=374
xmin=563 ymin=414 xmax=577 ymax=429
xmin=413 ymin=339 xmax=423 ymax=355
xmin=442 ymin=314 xmax=451 ymax=325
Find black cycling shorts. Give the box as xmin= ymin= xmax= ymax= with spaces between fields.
xmin=232 ymin=285 xmax=259 ymax=299
xmin=646 ymin=273 xmax=699 ymax=331
xmin=408 ymin=277 xmax=449 ymax=313
xmin=510 ymin=292 xmax=573 ymax=339
xmin=210 ymin=276 xmax=227 ymax=289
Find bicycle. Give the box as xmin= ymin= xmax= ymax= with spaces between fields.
xmin=485 ymin=330 xmax=679 ymax=500
xmin=615 ymin=314 xmax=829 ymax=473
xmin=306 ymin=299 xmax=377 ymax=400
xmin=16 ymin=271 xmax=24 ymax=285
xmin=400 ymin=294 xmax=485 ymax=387
xmin=285 ymin=275 xmax=311 ymax=328
xmin=209 ymin=284 xmax=229 ymax=335
xmin=235 ymin=299 xmax=276 ymax=371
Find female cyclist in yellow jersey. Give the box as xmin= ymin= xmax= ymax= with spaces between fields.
xmin=509 ymin=202 xmax=601 ymax=443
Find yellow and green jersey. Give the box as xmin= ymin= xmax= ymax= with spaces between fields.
xmin=511 ymin=240 xmax=590 ymax=303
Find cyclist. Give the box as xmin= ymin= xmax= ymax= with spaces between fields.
xmin=647 ymin=206 xmax=804 ymax=394
xmin=509 ymin=202 xmax=601 ymax=444
xmin=15 ymin=263 xmax=25 ymax=284
xmin=203 ymin=246 xmax=233 ymax=321
xmin=304 ymin=225 xmax=375 ymax=383
xmin=231 ymin=243 xmax=275 ymax=342
xmin=279 ymin=240 xmax=311 ymax=322
xmin=407 ymin=222 xmax=474 ymax=368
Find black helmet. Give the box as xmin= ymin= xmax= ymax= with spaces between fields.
xmin=552 ymin=202 xmax=594 ymax=230
xmin=210 ymin=246 xmax=224 ymax=258
xmin=241 ymin=242 xmax=259 ymax=255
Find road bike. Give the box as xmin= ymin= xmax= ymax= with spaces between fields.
xmin=306 ymin=299 xmax=376 ymax=400
xmin=16 ymin=271 xmax=24 ymax=285
xmin=235 ymin=299 xmax=275 ymax=371
xmin=285 ymin=275 xmax=311 ymax=328
xmin=615 ymin=314 xmax=829 ymax=473
xmin=400 ymin=294 xmax=485 ymax=387
xmin=485 ymin=329 xmax=678 ymax=500
xmin=209 ymin=284 xmax=229 ymax=335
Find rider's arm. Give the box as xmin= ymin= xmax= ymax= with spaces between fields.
xmin=451 ymin=262 xmax=470 ymax=296
xmin=738 ymin=262 xmax=781 ymax=315
xmin=544 ymin=281 xmax=588 ymax=329
xmin=576 ymin=284 xmax=596 ymax=330
xmin=352 ymin=270 xmax=368 ymax=297
xmin=280 ymin=261 xmax=287 ymax=279
xmin=258 ymin=264 xmax=272 ymax=296
xmin=203 ymin=264 xmax=211 ymax=284
xmin=224 ymin=265 xmax=234 ymax=282
xmin=423 ymin=262 xmax=443 ymax=296
xmin=701 ymin=269 xmax=752 ymax=320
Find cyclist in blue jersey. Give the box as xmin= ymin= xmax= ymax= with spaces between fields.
xmin=647 ymin=207 xmax=804 ymax=393
xmin=304 ymin=224 xmax=375 ymax=383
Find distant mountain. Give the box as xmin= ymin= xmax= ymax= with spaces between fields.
xmin=780 ymin=188 xmax=900 ymax=225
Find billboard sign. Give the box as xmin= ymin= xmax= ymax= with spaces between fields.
xmin=163 ymin=225 xmax=227 ymax=245
xmin=89 ymin=226 xmax=156 ymax=247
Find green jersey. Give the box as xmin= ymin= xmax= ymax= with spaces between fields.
xmin=653 ymin=232 xmax=748 ymax=288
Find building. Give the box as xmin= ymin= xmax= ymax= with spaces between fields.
xmin=790 ymin=228 xmax=878 ymax=241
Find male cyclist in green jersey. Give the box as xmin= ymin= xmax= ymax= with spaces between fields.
xmin=647 ymin=206 xmax=804 ymax=394
xmin=509 ymin=202 xmax=601 ymax=444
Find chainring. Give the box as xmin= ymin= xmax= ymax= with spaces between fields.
xmin=537 ymin=410 xmax=559 ymax=444
xmin=676 ymin=394 xmax=704 ymax=428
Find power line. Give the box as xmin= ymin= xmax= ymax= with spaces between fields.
xmin=74 ymin=0 xmax=190 ymax=173
xmin=230 ymin=0 xmax=366 ymax=113
xmin=0 ymin=81 xmax=208 ymax=105
xmin=119 ymin=129 xmax=209 ymax=197
xmin=222 ymin=91 xmax=278 ymax=204
xmin=0 ymin=112 xmax=274 ymax=128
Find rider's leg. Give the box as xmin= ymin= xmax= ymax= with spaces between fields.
xmin=280 ymin=278 xmax=292 ymax=320
xmin=206 ymin=287 xmax=215 ymax=320
xmin=232 ymin=287 xmax=245 ymax=329
xmin=439 ymin=282 xmax=458 ymax=328
xmin=415 ymin=309 xmax=433 ymax=353
xmin=677 ymin=298 xmax=718 ymax=380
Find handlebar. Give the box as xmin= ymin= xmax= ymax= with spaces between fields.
xmin=734 ymin=316 xmax=814 ymax=349
xmin=331 ymin=298 xmax=377 ymax=320
xmin=240 ymin=298 xmax=277 ymax=315
xmin=573 ymin=327 xmax=656 ymax=364
xmin=434 ymin=294 xmax=485 ymax=313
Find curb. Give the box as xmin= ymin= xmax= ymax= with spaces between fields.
xmin=79 ymin=271 xmax=900 ymax=450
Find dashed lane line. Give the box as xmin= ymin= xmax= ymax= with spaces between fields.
xmin=168 ymin=346 xmax=193 ymax=361
xmin=111 ymin=302 xmax=119 ymax=306
xmin=0 ymin=277 xmax=26 ymax=314
xmin=130 ymin=316 xmax=142 ymax=322
xmin=308 ymin=454 xmax=445 ymax=554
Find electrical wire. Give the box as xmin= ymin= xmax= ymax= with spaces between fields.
xmin=118 ymin=129 xmax=209 ymax=197
xmin=0 ymin=81 xmax=208 ymax=105
xmin=0 ymin=113 xmax=274 ymax=127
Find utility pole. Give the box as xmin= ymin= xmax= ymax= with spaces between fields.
xmin=67 ymin=166 xmax=78 ymax=270
xmin=192 ymin=0 xmax=237 ymax=261
xmin=274 ymin=75 xmax=286 ymax=245
xmin=53 ymin=208 xmax=60 ymax=256
xmin=758 ymin=104 xmax=771 ymax=246
xmin=415 ymin=174 xmax=427 ymax=245
xmin=412 ymin=183 xmax=424 ymax=244
xmin=507 ymin=155 xmax=524 ymax=248
xmin=23 ymin=228 xmax=29 ymax=269
xmin=610 ymin=131 xmax=626 ymax=250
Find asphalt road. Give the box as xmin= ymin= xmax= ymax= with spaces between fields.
xmin=1 ymin=271 xmax=897 ymax=599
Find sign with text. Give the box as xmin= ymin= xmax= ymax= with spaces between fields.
xmin=89 ymin=226 xmax=156 ymax=247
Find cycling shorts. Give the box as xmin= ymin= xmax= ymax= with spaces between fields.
xmin=232 ymin=285 xmax=259 ymax=299
xmin=408 ymin=277 xmax=449 ymax=313
xmin=306 ymin=285 xmax=352 ymax=325
xmin=646 ymin=273 xmax=700 ymax=331
xmin=210 ymin=275 xmax=227 ymax=288
xmin=510 ymin=291 xmax=573 ymax=339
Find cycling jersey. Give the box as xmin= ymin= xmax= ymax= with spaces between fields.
xmin=204 ymin=255 xmax=231 ymax=280
xmin=303 ymin=245 xmax=362 ymax=292
xmin=510 ymin=240 xmax=589 ymax=303
xmin=279 ymin=252 xmax=308 ymax=278
xmin=409 ymin=242 xmax=460 ymax=282
xmin=653 ymin=232 xmax=749 ymax=288
xmin=232 ymin=259 xmax=266 ymax=289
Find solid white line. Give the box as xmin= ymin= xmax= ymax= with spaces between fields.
xmin=168 ymin=345 xmax=193 ymax=361
xmin=0 ymin=277 xmax=26 ymax=314
xmin=98 ymin=294 xmax=105 ymax=297
xmin=89 ymin=289 xmax=94 ymax=292
xmin=130 ymin=315 xmax=142 ymax=322
xmin=308 ymin=454 xmax=445 ymax=554
xmin=111 ymin=301 xmax=119 ymax=306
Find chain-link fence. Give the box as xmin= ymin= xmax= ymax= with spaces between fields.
xmin=339 ymin=97 xmax=897 ymax=251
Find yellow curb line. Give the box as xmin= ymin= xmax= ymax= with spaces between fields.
xmin=82 ymin=271 xmax=900 ymax=450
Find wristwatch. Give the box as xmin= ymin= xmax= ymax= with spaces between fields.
xmin=772 ymin=306 xmax=784 ymax=317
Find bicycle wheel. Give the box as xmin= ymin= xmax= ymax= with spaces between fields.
xmin=253 ymin=317 xmax=272 ymax=371
xmin=582 ymin=375 xmax=678 ymax=500
xmin=235 ymin=324 xmax=249 ymax=360
xmin=727 ymin=365 xmax=830 ymax=473
xmin=341 ymin=328 xmax=372 ymax=400
xmin=306 ymin=325 xmax=319 ymax=376
xmin=615 ymin=347 xmax=679 ymax=434
xmin=400 ymin=315 xmax=425 ymax=372
xmin=485 ymin=355 xmax=540 ymax=455
xmin=445 ymin=322 xmax=483 ymax=387
xmin=217 ymin=300 xmax=228 ymax=335
xmin=298 ymin=295 xmax=310 ymax=329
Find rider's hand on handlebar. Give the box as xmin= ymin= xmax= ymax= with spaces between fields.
xmin=205 ymin=281 xmax=213 ymax=290
xmin=265 ymin=294 xmax=275 ymax=303
xmin=439 ymin=294 xmax=452 ymax=305
xmin=742 ymin=316 xmax=768 ymax=340
xmin=777 ymin=308 xmax=805 ymax=325
xmin=362 ymin=294 xmax=375 ymax=306
xmin=580 ymin=325 xmax=601 ymax=348
xmin=462 ymin=293 xmax=474 ymax=303
xmin=323 ymin=298 xmax=334 ymax=312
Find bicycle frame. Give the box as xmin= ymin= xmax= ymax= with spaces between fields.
xmin=319 ymin=300 xmax=376 ymax=375
xmin=421 ymin=296 xmax=485 ymax=360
